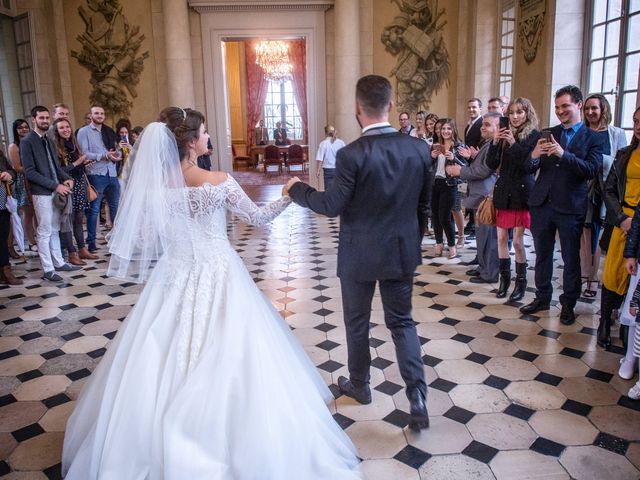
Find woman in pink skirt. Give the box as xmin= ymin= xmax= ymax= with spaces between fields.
xmin=486 ymin=98 xmax=540 ymax=301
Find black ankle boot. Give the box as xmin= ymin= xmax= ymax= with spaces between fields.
xmin=509 ymin=262 xmax=527 ymax=302
xmin=496 ymin=258 xmax=511 ymax=299
xmin=598 ymin=287 xmax=623 ymax=350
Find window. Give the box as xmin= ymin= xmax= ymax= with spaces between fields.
xmin=262 ymin=80 xmax=303 ymax=141
xmin=13 ymin=14 xmax=37 ymax=117
xmin=586 ymin=0 xmax=640 ymax=142
xmin=499 ymin=1 xmax=516 ymax=99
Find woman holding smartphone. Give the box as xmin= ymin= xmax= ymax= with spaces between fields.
xmin=486 ymin=98 xmax=540 ymax=300
xmin=431 ymin=118 xmax=465 ymax=258
xmin=53 ymin=118 xmax=98 ymax=263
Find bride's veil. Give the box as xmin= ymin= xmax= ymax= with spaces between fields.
xmin=107 ymin=122 xmax=189 ymax=283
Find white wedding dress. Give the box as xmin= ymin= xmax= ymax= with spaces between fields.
xmin=62 ymin=176 xmax=361 ymax=479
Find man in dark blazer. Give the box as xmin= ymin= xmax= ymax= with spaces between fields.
xmin=287 ymin=75 xmax=432 ymax=431
xmin=520 ymin=86 xmax=602 ymax=324
xmin=21 ymin=105 xmax=78 ymax=282
xmin=464 ymin=98 xmax=483 ymax=149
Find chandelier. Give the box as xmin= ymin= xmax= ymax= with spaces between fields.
xmin=255 ymin=41 xmax=292 ymax=82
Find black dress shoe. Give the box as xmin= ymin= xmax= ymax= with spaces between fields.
xmin=469 ymin=275 xmax=498 ymax=284
xmin=337 ymin=376 xmax=371 ymax=405
xmin=407 ymin=388 xmax=429 ymax=431
xmin=519 ymin=298 xmax=550 ymax=314
xmin=463 ymin=257 xmax=479 ymax=266
xmin=560 ymin=305 xmax=576 ymax=325
xmin=466 ymin=268 xmax=481 ymax=277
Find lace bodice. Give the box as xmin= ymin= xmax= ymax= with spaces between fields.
xmin=184 ymin=175 xmax=291 ymax=247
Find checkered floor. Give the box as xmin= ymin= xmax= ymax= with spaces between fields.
xmin=1 ymin=194 xmax=639 ymax=479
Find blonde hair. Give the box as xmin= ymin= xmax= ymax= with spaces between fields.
xmin=325 ymin=124 xmax=337 ymax=143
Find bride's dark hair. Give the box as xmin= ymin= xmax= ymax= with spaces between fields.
xmin=158 ymin=107 xmax=205 ymax=160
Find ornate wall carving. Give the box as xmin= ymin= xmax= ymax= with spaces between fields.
xmin=71 ymin=0 xmax=150 ymax=118
xmin=381 ymin=0 xmax=450 ymax=113
xmin=518 ymin=0 xmax=546 ymax=64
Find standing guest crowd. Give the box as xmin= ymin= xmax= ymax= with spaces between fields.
xmin=0 ymin=102 xmax=144 ymax=284
xmin=395 ymin=85 xmax=640 ymax=401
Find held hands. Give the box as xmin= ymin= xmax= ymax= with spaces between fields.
xmin=625 ymin=257 xmax=637 ymax=275
xmin=446 ymin=164 xmax=462 ymax=177
xmin=282 ymin=176 xmax=301 ymax=196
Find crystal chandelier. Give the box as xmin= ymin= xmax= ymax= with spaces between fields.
xmin=255 ymin=41 xmax=292 ymax=82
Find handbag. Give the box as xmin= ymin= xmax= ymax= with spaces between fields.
xmin=476 ymin=194 xmax=496 ymax=225
xmin=84 ymin=173 xmax=98 ymax=202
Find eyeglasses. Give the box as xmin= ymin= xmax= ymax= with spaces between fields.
xmin=17 ymin=125 xmax=29 ymax=130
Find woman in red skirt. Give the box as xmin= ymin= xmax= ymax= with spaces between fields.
xmin=486 ymin=98 xmax=540 ymax=300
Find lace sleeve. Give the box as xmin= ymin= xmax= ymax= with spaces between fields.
xmin=223 ymin=175 xmax=291 ymax=226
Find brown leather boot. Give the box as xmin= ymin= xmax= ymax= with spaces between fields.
xmin=68 ymin=252 xmax=86 ymax=266
xmin=1 ymin=266 xmax=24 ymax=285
xmin=78 ymin=247 xmax=98 ymax=260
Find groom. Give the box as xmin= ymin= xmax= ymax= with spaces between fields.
xmin=288 ymin=75 xmax=431 ymax=430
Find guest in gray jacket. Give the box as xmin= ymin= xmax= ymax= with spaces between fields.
xmin=447 ymin=113 xmax=500 ymax=282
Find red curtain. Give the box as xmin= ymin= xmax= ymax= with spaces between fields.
xmin=244 ymin=41 xmax=269 ymax=147
xmin=288 ymin=39 xmax=308 ymax=143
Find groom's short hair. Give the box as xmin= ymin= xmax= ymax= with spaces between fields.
xmin=356 ymin=75 xmax=392 ymax=117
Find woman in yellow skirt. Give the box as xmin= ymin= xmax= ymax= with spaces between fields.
xmin=601 ymin=105 xmax=640 ymax=350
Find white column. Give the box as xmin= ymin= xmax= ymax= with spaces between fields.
xmin=163 ymin=0 xmax=195 ymax=107
xmin=334 ymin=0 xmax=361 ymax=142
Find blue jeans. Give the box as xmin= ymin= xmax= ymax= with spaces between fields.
xmin=86 ymin=175 xmax=120 ymax=246
xmin=323 ymin=168 xmax=336 ymax=191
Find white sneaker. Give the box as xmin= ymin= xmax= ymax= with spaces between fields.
xmin=619 ymin=358 xmax=637 ymax=380
xmin=628 ymin=381 xmax=640 ymax=400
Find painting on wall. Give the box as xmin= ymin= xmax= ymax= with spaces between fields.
xmin=381 ymin=0 xmax=450 ymax=113
xmin=71 ymin=0 xmax=149 ymax=118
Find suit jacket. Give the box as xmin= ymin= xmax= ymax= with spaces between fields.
xmin=526 ymin=124 xmax=602 ymax=215
xmin=20 ymin=130 xmax=70 ymax=196
xmin=464 ymin=117 xmax=482 ymax=148
xmin=254 ymin=127 xmax=269 ymax=145
xmin=289 ymin=125 xmax=432 ymax=281
xmin=458 ymin=142 xmax=497 ymax=210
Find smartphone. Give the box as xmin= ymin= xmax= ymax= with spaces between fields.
xmin=541 ymin=129 xmax=552 ymax=142
xmin=499 ymin=116 xmax=509 ymax=129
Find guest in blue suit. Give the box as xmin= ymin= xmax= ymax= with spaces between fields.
xmin=520 ymin=85 xmax=603 ymax=324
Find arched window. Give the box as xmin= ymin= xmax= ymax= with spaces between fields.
xmin=499 ymin=1 xmax=516 ymax=99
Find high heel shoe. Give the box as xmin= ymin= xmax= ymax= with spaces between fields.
xmin=456 ymin=235 xmax=465 ymax=248
xmin=448 ymin=246 xmax=457 ymax=259
xmin=434 ymin=244 xmax=444 ymax=257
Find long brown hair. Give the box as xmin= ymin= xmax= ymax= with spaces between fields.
xmin=52 ymin=117 xmax=82 ymax=166
xmin=508 ymin=97 xmax=539 ymax=141
xmin=584 ymin=93 xmax=612 ymax=131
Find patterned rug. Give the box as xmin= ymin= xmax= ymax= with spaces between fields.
xmin=232 ymin=170 xmax=309 ymax=186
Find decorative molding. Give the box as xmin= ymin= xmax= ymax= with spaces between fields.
xmin=518 ymin=0 xmax=545 ymax=64
xmin=382 ymin=0 xmax=450 ymax=113
xmin=71 ymin=0 xmax=149 ymax=118
xmin=188 ymin=1 xmax=333 ymax=13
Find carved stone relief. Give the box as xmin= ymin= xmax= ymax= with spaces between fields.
xmin=381 ymin=0 xmax=450 ymax=113
xmin=518 ymin=0 xmax=546 ymax=64
xmin=71 ymin=0 xmax=149 ymax=117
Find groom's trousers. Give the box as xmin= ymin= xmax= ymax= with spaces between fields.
xmin=340 ymin=273 xmax=427 ymax=398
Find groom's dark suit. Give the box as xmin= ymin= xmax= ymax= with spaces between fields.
xmin=289 ymin=124 xmax=432 ymax=396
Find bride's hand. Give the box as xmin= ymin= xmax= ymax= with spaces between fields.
xmin=282 ymin=177 xmax=301 ymax=196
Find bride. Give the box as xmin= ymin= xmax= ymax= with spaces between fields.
xmin=62 ymin=107 xmax=362 ymax=479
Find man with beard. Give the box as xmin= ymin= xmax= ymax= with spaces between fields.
xmin=77 ymin=104 xmax=120 ymax=253
xmin=21 ymin=105 xmax=79 ymax=281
